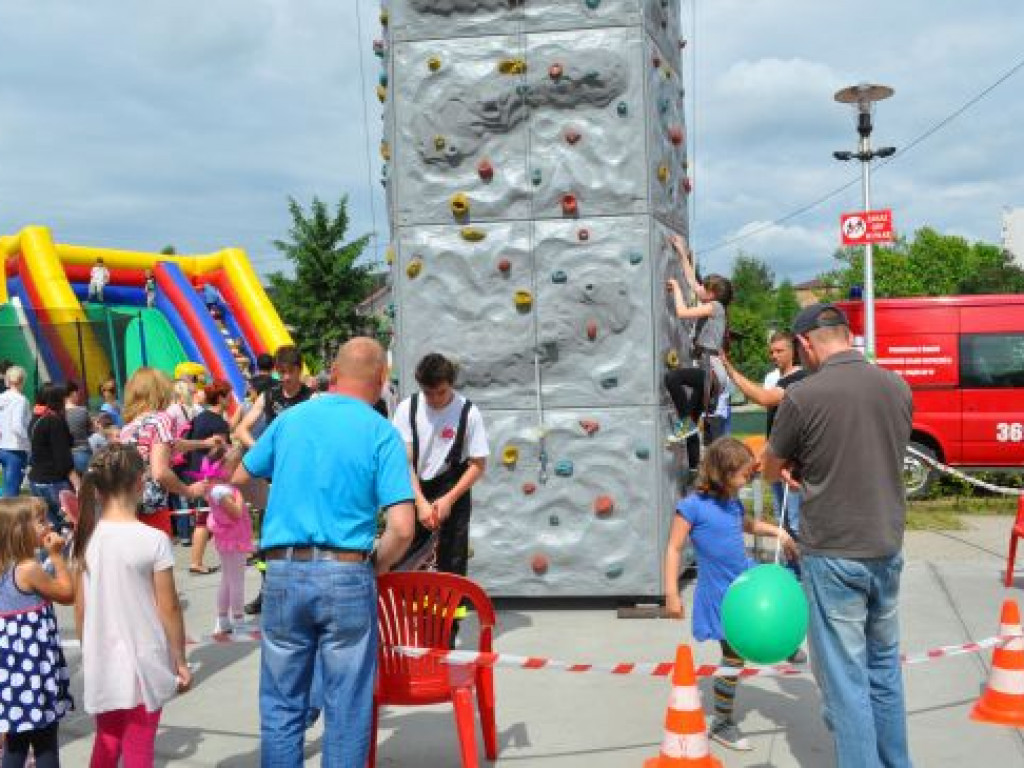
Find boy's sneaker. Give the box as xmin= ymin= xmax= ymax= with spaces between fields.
xmin=664 ymin=419 xmax=694 ymax=446
xmin=709 ymin=719 xmax=753 ymax=752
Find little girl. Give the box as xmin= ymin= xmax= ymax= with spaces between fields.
xmin=0 ymin=497 xmax=74 ymax=768
xmin=201 ymin=448 xmax=253 ymax=634
xmin=71 ymin=444 xmax=191 ymax=768
xmin=663 ymin=436 xmax=797 ymax=752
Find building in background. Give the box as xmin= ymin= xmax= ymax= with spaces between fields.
xmin=1003 ymin=207 xmax=1024 ymax=267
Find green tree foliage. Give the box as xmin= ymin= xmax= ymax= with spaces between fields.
xmin=265 ymin=195 xmax=379 ymax=369
xmin=824 ymin=227 xmax=1024 ymax=298
xmin=774 ymin=279 xmax=800 ymax=330
xmin=725 ymin=254 xmax=780 ymax=382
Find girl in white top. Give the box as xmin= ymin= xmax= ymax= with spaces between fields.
xmin=72 ymin=444 xmax=191 ymax=767
xmin=0 ymin=364 xmax=32 ymax=498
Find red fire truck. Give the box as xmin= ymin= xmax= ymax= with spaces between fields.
xmin=837 ymin=295 xmax=1024 ymax=497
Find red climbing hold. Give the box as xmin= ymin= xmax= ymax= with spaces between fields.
xmin=498 ymin=257 xmax=512 ymax=274
xmin=682 ymin=177 xmax=693 ymax=193
xmin=593 ymin=495 xmax=615 ymax=518
xmin=652 ymin=54 xmax=661 ymax=69
xmin=478 ymin=158 xmax=494 ymax=181
xmin=564 ymin=127 xmax=581 ymax=145
xmin=549 ymin=63 xmax=563 ymax=79
xmin=577 ymin=228 xmax=590 ymax=242
xmin=669 ymin=126 xmax=684 ymax=146
xmin=531 ymin=554 xmax=549 ymax=575
xmin=579 ymin=419 xmax=599 ymax=436
xmin=561 ymin=194 xmax=578 ymax=216
xmin=585 ymin=320 xmax=598 ymax=341
xmin=522 ymin=482 xmax=537 ymax=495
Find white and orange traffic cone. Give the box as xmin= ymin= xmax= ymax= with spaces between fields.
xmin=971 ymin=598 xmax=1024 ymax=727
xmin=644 ymin=644 xmax=724 ymax=767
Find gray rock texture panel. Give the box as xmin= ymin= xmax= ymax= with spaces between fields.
xmin=651 ymin=219 xmax=693 ymax=405
xmin=469 ymin=406 xmax=663 ymax=596
xmin=645 ymin=35 xmax=688 ymax=230
xmin=643 ymin=0 xmax=683 ymax=64
xmin=523 ymin=0 xmax=641 ymax=34
xmin=526 ymin=27 xmax=648 ymax=219
xmin=534 ymin=215 xmax=654 ymax=407
xmin=393 ymin=221 xmax=537 ymax=409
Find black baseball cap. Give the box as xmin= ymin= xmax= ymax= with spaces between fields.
xmin=792 ymin=303 xmax=849 ymax=336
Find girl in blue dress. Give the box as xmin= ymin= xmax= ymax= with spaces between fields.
xmin=663 ymin=437 xmax=797 ymax=752
xmin=0 ymin=497 xmax=75 ymax=768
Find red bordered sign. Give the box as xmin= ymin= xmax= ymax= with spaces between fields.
xmin=841 ymin=209 xmax=894 ymax=246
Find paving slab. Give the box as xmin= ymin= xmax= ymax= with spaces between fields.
xmin=47 ymin=518 xmax=1024 ymax=766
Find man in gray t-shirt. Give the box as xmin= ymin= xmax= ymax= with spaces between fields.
xmin=765 ymin=303 xmax=912 ymax=768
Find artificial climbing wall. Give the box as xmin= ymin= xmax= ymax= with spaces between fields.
xmin=378 ymin=0 xmax=691 ymax=597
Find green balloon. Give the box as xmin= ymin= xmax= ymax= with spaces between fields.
xmin=722 ymin=564 xmax=808 ymax=664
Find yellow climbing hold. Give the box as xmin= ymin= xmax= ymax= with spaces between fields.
xmin=658 ymin=164 xmax=670 ymax=184
xmin=514 ymin=290 xmax=534 ymax=311
xmin=406 ymin=259 xmax=423 ymax=279
xmin=450 ymin=192 xmax=470 ymax=218
xmin=498 ymin=58 xmax=527 ymax=75
xmin=427 ymin=56 xmax=442 ymax=72
xmin=380 ymin=9 xmax=389 ymax=26
xmin=460 ymin=227 xmax=486 ymax=242
xmin=376 ymin=85 xmax=387 ymax=103
xmin=385 ymin=247 xmax=395 ymax=266
xmin=665 ymin=349 xmax=680 ymax=369
xmin=433 ymin=135 xmax=446 ymax=151
xmin=380 ymin=141 xmax=391 ymax=161
xmin=502 ymin=446 xmax=519 ymax=467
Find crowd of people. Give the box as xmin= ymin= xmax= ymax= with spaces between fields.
xmin=0 ymin=233 xmax=918 ymax=768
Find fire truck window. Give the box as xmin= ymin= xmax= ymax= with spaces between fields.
xmin=959 ymin=334 xmax=1024 ymax=388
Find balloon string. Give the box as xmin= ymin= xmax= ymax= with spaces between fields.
xmin=773 ymin=484 xmax=789 ymax=565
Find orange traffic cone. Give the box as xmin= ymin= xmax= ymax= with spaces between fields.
xmin=971 ymin=599 xmax=1024 ymax=726
xmin=644 ymin=645 xmax=724 ymax=767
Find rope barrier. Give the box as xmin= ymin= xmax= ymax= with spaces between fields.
xmin=907 ymin=446 xmax=1024 ymax=496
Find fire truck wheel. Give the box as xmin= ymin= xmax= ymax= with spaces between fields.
xmin=904 ymin=440 xmax=938 ymax=499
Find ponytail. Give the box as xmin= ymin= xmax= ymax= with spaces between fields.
xmin=71 ymin=444 xmax=145 ymax=568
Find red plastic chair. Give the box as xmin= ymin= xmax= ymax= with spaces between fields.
xmin=1005 ymin=496 xmax=1024 ymax=588
xmin=370 ymin=572 xmax=498 ymax=767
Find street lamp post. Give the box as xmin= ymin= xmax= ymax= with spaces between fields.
xmin=833 ymin=83 xmax=897 ymax=361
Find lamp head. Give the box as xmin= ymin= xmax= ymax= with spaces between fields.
xmin=833 ymin=151 xmax=854 ymax=162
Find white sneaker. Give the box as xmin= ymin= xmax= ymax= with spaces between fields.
xmin=213 ymin=617 xmax=233 ymax=635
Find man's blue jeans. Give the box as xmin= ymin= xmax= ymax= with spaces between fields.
xmin=259 ymin=558 xmax=377 ymax=768
xmin=29 ymin=480 xmax=72 ymax=531
xmin=802 ymin=553 xmax=911 ymax=768
xmin=0 ymin=449 xmax=28 ymax=497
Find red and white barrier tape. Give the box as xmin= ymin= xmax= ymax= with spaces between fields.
xmin=61 ymin=631 xmax=1012 ymax=679
xmin=907 ymin=446 xmax=1024 ymax=496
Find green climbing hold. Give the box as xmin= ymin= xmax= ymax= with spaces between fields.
xmin=600 ymin=376 xmax=618 ymax=390
xmin=659 ymin=97 xmax=671 ymax=114
xmin=549 ymin=515 xmax=560 ymax=527
xmin=606 ymin=564 xmax=624 ymax=580
xmin=628 ymin=251 xmax=643 ymax=265
xmin=554 ymin=460 xmax=574 ymax=478
xmin=531 ymin=168 xmax=542 ymax=185
xmin=616 ymin=101 xmax=629 ymax=117
xmin=379 ymin=72 xmax=388 ymax=87
xmin=635 ymin=446 xmax=650 ymax=460
xmin=551 ymin=270 xmax=568 ymax=284
xmin=585 ymin=0 xmax=601 ymax=9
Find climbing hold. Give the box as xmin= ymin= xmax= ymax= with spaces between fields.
xmin=584 ymin=0 xmax=601 ymax=9
xmin=379 ymin=9 xmax=389 ymax=26
xmin=551 ymin=270 xmax=568 ymax=284
xmin=663 ymin=67 xmax=673 ymax=81
xmin=379 ymin=72 xmax=388 ymax=87
xmin=669 ymin=126 xmax=684 ymax=146
xmin=497 ymin=257 xmax=511 ymax=275
xmin=665 ymin=349 xmax=680 ymax=369
xmin=549 ymin=515 xmax=560 ymax=527
xmin=531 ymin=554 xmax=549 ymax=576
xmin=599 ymin=376 xmax=618 ymax=389
xmin=579 ymin=419 xmax=600 ymax=436
xmin=616 ymin=101 xmax=629 ymax=117
xmin=450 ymin=192 xmax=470 ymax=219
xmin=502 ymin=446 xmax=519 ymax=468
xmin=658 ymin=97 xmax=671 ymax=114
xmin=585 ymin=320 xmax=598 ymax=341
xmin=593 ymin=495 xmax=615 ymax=518
xmin=682 ymin=177 xmax=693 ymax=193
xmin=549 ymin=62 xmax=564 ymax=80
xmin=372 ymin=39 xmax=385 ymax=57
xmin=376 ymin=85 xmax=387 ymax=103
xmin=433 ymin=135 xmax=446 ymax=151
xmin=477 ymin=158 xmax=494 ymax=182
xmin=531 ymin=168 xmax=543 ymax=186
xmin=498 ymin=58 xmax=527 ymax=75
xmin=460 ymin=227 xmax=486 ymax=242
xmin=577 ymin=228 xmax=590 ymax=242
xmin=385 ymin=246 xmax=395 ymax=266
xmin=605 ymin=564 xmax=624 ymax=580
xmin=386 ymin=303 xmax=395 ymax=319
xmin=514 ymin=290 xmax=533 ymax=312
xmin=652 ymin=54 xmax=661 ymax=69
xmin=635 ymin=446 xmax=651 ymax=461
xmin=628 ymin=250 xmax=643 ymax=265
xmin=406 ymin=258 xmax=423 ymax=279
xmin=658 ymin=164 xmax=670 ymax=184
xmin=516 ymin=84 xmax=530 ymax=97
xmin=522 ymin=482 xmax=537 ymax=495
xmin=427 ymin=56 xmax=442 ymax=72
xmin=561 ymin=194 xmax=578 ymax=217
xmin=564 ymin=127 xmax=582 ymax=145
xmin=554 ymin=460 xmax=574 ymax=478
xmin=380 ymin=141 xmax=391 ymax=161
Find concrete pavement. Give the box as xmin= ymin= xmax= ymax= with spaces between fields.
xmin=52 ymin=515 xmax=1024 ymax=766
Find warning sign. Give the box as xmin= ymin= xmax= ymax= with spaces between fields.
xmin=841 ymin=209 xmax=894 ymax=246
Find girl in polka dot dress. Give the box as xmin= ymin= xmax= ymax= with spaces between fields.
xmin=0 ymin=496 xmax=75 ymax=768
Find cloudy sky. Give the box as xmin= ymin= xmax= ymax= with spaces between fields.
xmin=1 ymin=1 xmax=1022 ymax=283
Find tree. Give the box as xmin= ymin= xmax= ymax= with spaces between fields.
xmin=727 ymin=254 xmax=777 ymax=381
xmin=774 ymin=279 xmax=800 ymax=330
xmin=265 ymin=195 xmax=379 ymax=369
xmin=160 ymin=245 xmax=177 ymax=255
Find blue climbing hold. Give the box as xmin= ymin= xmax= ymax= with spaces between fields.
xmin=549 ymin=515 xmax=560 ymax=527
xmin=551 ymin=270 xmax=568 ymax=284
xmin=585 ymin=0 xmax=601 ymax=9
xmin=635 ymin=446 xmax=650 ymax=460
xmin=628 ymin=251 xmax=643 ymax=265
xmin=600 ymin=376 xmax=618 ymax=389
xmin=606 ymin=564 xmax=624 ymax=579
xmin=554 ymin=460 xmax=574 ymax=478
xmin=617 ymin=101 xmax=629 ymax=117
xmin=531 ymin=168 xmax=543 ymax=185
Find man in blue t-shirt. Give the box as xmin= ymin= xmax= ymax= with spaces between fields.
xmin=233 ymin=337 xmax=414 ymax=766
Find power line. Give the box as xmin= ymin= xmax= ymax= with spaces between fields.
xmin=696 ymin=52 xmax=1024 ymax=258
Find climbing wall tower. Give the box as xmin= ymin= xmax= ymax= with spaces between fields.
xmin=378 ymin=0 xmax=691 ymax=597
